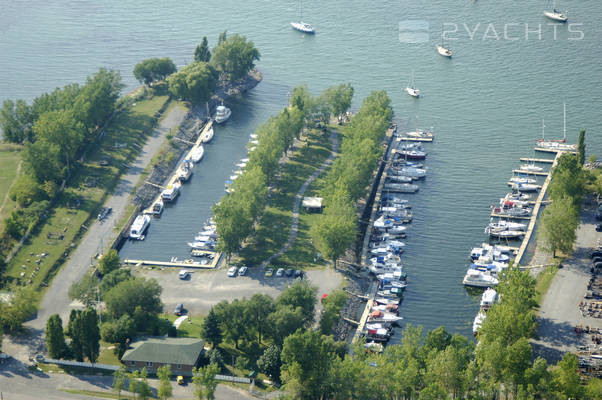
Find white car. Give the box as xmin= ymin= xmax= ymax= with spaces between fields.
xmin=227 ymin=266 xmax=238 ymax=277
xmin=238 ymin=266 xmax=248 ymax=276
xmin=178 ymin=270 xmax=190 ymax=280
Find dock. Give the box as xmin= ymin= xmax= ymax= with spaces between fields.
xmin=512 ymin=169 xmax=549 ymax=176
xmin=143 ymin=121 xmax=213 ymax=215
xmin=535 ymin=147 xmax=577 ymax=154
xmin=124 ymin=253 xmax=221 ymax=269
xmin=519 ymin=157 xmax=554 ymax=164
xmin=514 ymin=152 xmax=562 ymax=266
xmin=352 ymin=299 xmax=374 ymax=343
xmin=506 ymin=182 xmax=542 ymax=189
xmin=490 ymin=213 xmax=531 ymax=220
xmin=397 ymin=136 xmax=433 ymax=142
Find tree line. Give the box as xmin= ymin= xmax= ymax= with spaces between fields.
xmin=311 ymin=90 xmax=393 ymax=268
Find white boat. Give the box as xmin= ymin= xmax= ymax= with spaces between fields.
xmin=249 ymin=134 xmax=257 ymax=140
xmin=177 ymin=162 xmax=193 ymax=182
xmin=374 ymin=297 xmax=400 ymax=306
xmin=190 ymin=146 xmax=204 ymax=163
xmin=397 ymin=166 xmax=427 ymax=178
xmin=201 ymin=127 xmax=214 ymax=143
xmin=510 ymin=183 xmax=540 ymax=192
xmin=129 ymin=214 xmax=151 ymax=240
xmin=403 ymin=71 xmax=420 ymax=98
xmin=403 ymin=129 xmax=433 ymax=139
xmin=487 ymin=229 xmax=525 ymax=239
xmin=436 ymin=27 xmax=452 ymax=57
xmin=368 ymin=310 xmax=403 ymax=324
xmin=161 ymin=182 xmax=181 ymax=202
xmin=486 ymin=219 xmax=527 ymax=232
xmin=290 ymin=21 xmax=315 ymax=33
xmin=214 ymin=105 xmax=231 ymax=124
xmin=508 ymin=176 xmax=537 ymax=185
xmin=383 ymin=183 xmax=419 ymax=193
xmin=536 ymin=105 xmax=577 ymax=151
xmin=519 ymin=164 xmax=544 ymax=172
xmin=188 ymin=241 xmax=215 ymax=250
xmin=544 ymin=7 xmax=567 ymax=22
xmin=480 ymin=288 xmax=498 ymax=310
xmin=462 ymin=269 xmax=499 ymax=288
xmin=236 ymin=161 xmax=247 ymax=168
xmin=151 ymin=200 xmax=164 ymax=215
xmin=473 ymin=311 xmax=486 ymax=336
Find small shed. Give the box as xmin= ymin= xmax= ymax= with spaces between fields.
xmin=302 ymin=197 xmax=323 ymax=213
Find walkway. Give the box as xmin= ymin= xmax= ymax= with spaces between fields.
xmin=260 ymin=131 xmax=339 ymax=267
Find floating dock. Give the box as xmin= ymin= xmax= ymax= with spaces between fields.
xmin=397 ymin=136 xmax=433 ymax=142
xmin=124 ymin=253 xmax=221 ymax=269
xmin=512 ymin=169 xmax=549 ymax=176
xmin=506 ymin=182 xmax=543 ymax=189
xmin=143 ymin=121 xmax=213 ymax=215
xmin=535 ymin=147 xmax=577 ymax=154
xmin=352 ymin=299 xmax=374 ymax=343
xmin=519 ymin=157 xmax=554 ymax=164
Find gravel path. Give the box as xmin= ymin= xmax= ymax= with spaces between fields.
xmin=260 ymin=131 xmax=339 ymax=268
xmin=532 ymin=200 xmax=602 ymax=362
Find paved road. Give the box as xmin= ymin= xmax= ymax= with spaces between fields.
xmin=3 ymin=104 xmax=189 ymax=362
xmin=533 ymin=201 xmax=602 ymax=362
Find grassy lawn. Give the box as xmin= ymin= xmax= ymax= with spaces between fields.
xmin=0 ymin=143 xmax=23 ymax=227
xmin=534 ymin=263 xmax=560 ymax=306
xmin=5 ymin=96 xmax=170 ymax=290
xmin=163 ymin=313 xmax=205 ymax=338
xmin=97 ymin=341 xmax=121 ymax=366
xmin=237 ymin=129 xmax=335 ymax=269
xmin=61 ymin=389 xmax=137 ymax=400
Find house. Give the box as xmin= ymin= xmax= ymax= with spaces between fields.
xmin=121 ymin=337 xmax=204 ymax=376
xmin=302 ymin=196 xmax=323 ymax=213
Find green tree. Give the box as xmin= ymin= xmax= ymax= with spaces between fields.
xmin=99 ymin=249 xmax=121 ymax=275
xmin=194 ymin=37 xmax=211 ymax=62
xmin=167 ymin=62 xmax=217 ymax=104
xmin=211 ymin=34 xmax=260 ymax=82
xmin=213 ymin=299 xmax=247 ymax=349
xmin=22 ymin=139 xmax=63 ymax=183
xmin=133 ymin=58 xmax=177 ymax=86
xmin=423 ymin=326 xmax=452 ymax=353
xmin=99 ymin=268 xmax=132 ymax=296
xmin=321 ymin=83 xmax=354 ymax=118
xmin=81 ymin=308 xmax=101 ymax=363
xmin=100 ymin=314 xmax=136 ymax=357
xmin=265 ymin=305 xmax=305 ymax=347
xmin=157 ymin=364 xmax=173 ymax=400
xmin=538 ymin=196 xmax=579 ymax=257
xmin=45 ymin=314 xmax=67 ymax=359
xmin=256 ymin=344 xmax=281 ymax=382
xmin=277 ymin=279 xmax=317 ymax=326
xmin=246 ymin=293 xmax=275 ymax=343
xmin=112 ymin=365 xmax=128 ymax=400
xmin=289 ymin=85 xmax=312 ymax=115
xmin=0 ymin=99 xmax=34 ymax=143
xmin=193 ymin=363 xmax=220 ymax=400
xmin=8 ymin=174 xmax=47 ymax=207
xmin=68 ymin=274 xmax=99 ymax=308
xmin=218 ymin=30 xmax=228 ymax=45
xmin=104 ymin=277 xmax=163 ymax=319
xmin=68 ymin=309 xmax=84 ymax=361
xmin=578 ymin=129 xmax=586 ymax=166
xmin=319 ymin=290 xmax=347 ymax=335
xmin=552 ymin=353 xmax=584 ymax=399
xmin=200 ymin=308 xmax=222 ymax=348
xmin=138 ymin=368 xmax=152 ymax=400
xmin=549 ymin=153 xmax=586 ymax=203
xmin=0 ymin=288 xmax=37 ymax=333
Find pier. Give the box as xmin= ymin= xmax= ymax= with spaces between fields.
xmin=142 ymin=121 xmax=213 ymax=215
xmin=519 ymin=157 xmax=554 ymax=164
xmin=512 ymin=169 xmax=549 ymax=176
xmin=490 ymin=213 xmax=531 ymax=220
xmin=124 ymin=253 xmax=221 ymax=269
xmin=397 ymin=136 xmax=433 ymax=142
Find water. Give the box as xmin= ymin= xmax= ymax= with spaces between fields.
xmin=2 ymin=0 xmax=601 ymax=337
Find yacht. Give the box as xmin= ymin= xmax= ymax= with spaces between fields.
xmin=480 ymin=288 xmax=498 ymax=310
xmin=543 ymin=9 xmax=567 ymax=22
xmin=201 ymin=127 xmax=214 ymax=143
xmin=161 ymin=182 xmax=181 ymax=202
xmin=214 ymin=105 xmax=231 ymax=123
xmin=190 ymin=145 xmax=204 ymax=163
xmin=403 ymin=129 xmax=433 ymax=140
xmin=510 ymin=182 xmax=540 ymax=192
xmin=519 ymin=164 xmax=544 ymax=172
xmin=290 ymin=21 xmax=315 ymax=34
xmin=396 ymin=166 xmax=427 ymax=178
xmin=437 ymin=45 xmax=452 ymax=57
xmin=487 ymin=229 xmax=525 ymax=239
xmin=486 ymin=219 xmax=527 ymax=232
xmin=151 ymin=200 xmax=164 ymax=216
xmin=129 ymin=214 xmax=151 ymax=240
xmin=508 ymin=176 xmax=537 ymax=185
xmin=383 ymin=183 xmax=419 ymax=193
xmin=462 ymin=269 xmax=499 ymax=288
xmin=536 ymin=106 xmax=577 ymax=150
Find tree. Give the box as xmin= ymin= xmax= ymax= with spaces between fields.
xmin=578 ymin=129 xmax=586 ymax=166
xmin=133 ymin=58 xmax=177 ymax=86
xmin=277 ymin=280 xmax=317 ymax=326
xmin=193 ymin=363 xmax=220 ymax=400
xmin=104 ymin=277 xmax=163 ymax=319
xmin=319 ymin=290 xmax=347 ymax=335
xmin=200 ymin=308 xmax=222 ymax=348
xmin=22 ymin=139 xmax=63 ymax=183
xmin=168 ymin=62 xmax=218 ymax=105
xmin=256 ymin=344 xmax=281 ymax=382
xmin=157 ymin=364 xmax=173 ymax=400
xmin=211 ymin=34 xmax=260 ymax=82
xmin=99 ymin=269 xmax=132 ymax=296
xmin=0 ymin=99 xmax=34 ymax=143
xmin=289 ymin=85 xmax=312 ymax=115
xmin=549 ymin=153 xmax=586 ymax=203
xmin=0 ymin=288 xmax=37 ymax=333
xmin=68 ymin=274 xmax=99 ymax=308
xmin=81 ymin=308 xmax=101 ymax=363
xmin=98 ymin=249 xmax=121 ymax=275
xmin=213 ymin=299 xmax=247 ymax=349
xmin=538 ymin=196 xmax=579 ymax=257
xmin=218 ymin=30 xmax=228 ymax=45
xmin=552 ymin=354 xmax=584 ymax=399
xmin=112 ymin=366 xmax=128 ymax=400
xmin=138 ymin=368 xmax=153 ymax=400
xmin=101 ymin=315 xmax=136 ymax=349
xmin=246 ymin=294 xmax=275 ymax=344
xmin=8 ymin=174 xmax=47 ymax=207
xmin=194 ymin=37 xmax=211 ymax=62
xmin=68 ymin=309 xmax=84 ymax=361
xmin=45 ymin=314 xmax=67 ymax=359
xmin=265 ymin=305 xmax=305 ymax=346
xmin=321 ymin=83 xmax=354 ymax=118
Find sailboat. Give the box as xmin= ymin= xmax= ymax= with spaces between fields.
xmin=436 ymin=25 xmax=452 ymax=57
xmin=291 ymin=0 xmax=315 ymax=33
xmin=544 ymin=2 xmax=568 ymax=22
xmin=403 ymin=71 xmax=420 ymax=98
xmin=535 ymin=104 xmax=577 ymax=151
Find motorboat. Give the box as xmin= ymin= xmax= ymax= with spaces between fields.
xmin=396 ymin=166 xmax=427 ymax=178
xmin=383 ymin=183 xmax=419 ymax=193
xmin=396 ymin=148 xmax=427 ymax=160
xmin=368 ymin=310 xmax=403 ymax=325
xmin=201 ymin=127 xmax=214 ymax=143
xmin=386 ymin=175 xmax=413 ymax=184
xmin=188 ymin=241 xmax=215 ymax=250
xmin=519 ymin=164 xmax=544 ymax=172
xmin=249 ymin=133 xmax=257 ymax=140
xmin=508 ymin=176 xmax=537 ymax=185
xmin=365 ymin=328 xmax=391 ymax=342
xmin=505 ymin=192 xmax=531 ymax=201
xmin=462 ymin=269 xmax=499 ymax=288
xmin=510 ymin=183 xmax=540 ymax=192
xmin=177 ymin=162 xmax=193 ymax=182
xmin=544 ymin=9 xmax=567 ymax=22
xmin=492 ymin=205 xmax=531 ymax=217
xmin=403 ymin=129 xmax=433 ymax=140
xmin=190 ymin=146 xmax=205 ymax=163
xmin=161 ymin=182 xmax=181 ymax=202
xmin=151 ymin=200 xmax=164 ymax=216
xmin=487 ymin=229 xmax=525 ymax=239
xmin=470 ymin=244 xmax=512 ymax=263
xmin=129 ymin=214 xmax=151 ymax=240
xmin=290 ymin=21 xmax=315 ymax=33
xmin=374 ymin=297 xmax=400 ymax=306
xmin=473 ymin=311 xmax=486 ymax=336
xmin=197 ymin=230 xmax=217 ymax=239
xmin=486 ymin=219 xmax=527 ymax=232
xmin=214 ymin=105 xmax=231 ymax=123
xmin=372 ymin=304 xmax=399 ymax=313
xmin=193 ymin=235 xmax=217 ymax=244
xmin=480 ymin=288 xmax=498 ymax=310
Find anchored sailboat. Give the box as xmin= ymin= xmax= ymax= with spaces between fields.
xmin=291 ymin=0 xmax=315 ymax=33
xmin=536 ymin=104 xmax=577 ymax=151
xmin=403 ymin=71 xmax=420 ymax=98
xmin=436 ymin=25 xmax=452 ymax=57
xmin=543 ymin=1 xmax=568 ymax=22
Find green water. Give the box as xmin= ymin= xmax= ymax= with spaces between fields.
xmin=2 ymin=0 xmax=600 ymax=336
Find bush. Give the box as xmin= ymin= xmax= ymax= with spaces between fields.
xmin=9 ymin=174 xmax=47 ymax=207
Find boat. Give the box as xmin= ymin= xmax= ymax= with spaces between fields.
xmin=543 ymin=3 xmax=568 ymax=22
xmin=396 ymin=166 xmax=427 ymax=178
xmin=480 ymin=288 xmax=498 ymax=310
xmin=129 ymin=214 xmax=151 ymax=240
xmin=403 ymin=71 xmax=420 ymax=98
xmin=403 ymin=129 xmax=433 ymax=140
xmin=536 ymin=107 xmax=577 ymax=151
xmin=519 ymin=163 xmax=544 ymax=172
xmin=436 ymin=26 xmax=452 ymax=57
xmin=177 ymin=162 xmax=193 ymax=182
xmin=290 ymin=1 xmax=315 ymax=33
xmin=201 ymin=127 xmax=214 ymax=143
xmin=161 ymin=182 xmax=181 ymax=202
xmin=462 ymin=269 xmax=499 ymax=288
xmin=486 ymin=219 xmax=527 ymax=232
xmin=386 ymin=175 xmax=413 ymax=184
xmin=473 ymin=311 xmax=486 ymax=336
xmin=383 ymin=183 xmax=419 ymax=193
xmin=510 ymin=183 xmax=540 ymax=192
xmin=151 ymin=200 xmax=164 ymax=216
xmin=365 ymin=328 xmax=391 ymax=342
xmin=487 ymin=229 xmax=525 ymax=239
xmin=214 ymin=105 xmax=231 ymax=124
xmin=396 ymin=148 xmax=427 ymax=160
xmin=368 ymin=310 xmax=403 ymax=325
xmin=190 ymin=146 xmax=205 ymax=163
xmin=508 ymin=176 xmax=537 ymax=185
xmin=374 ymin=297 xmax=400 ymax=306
xmin=188 ymin=241 xmax=215 ymax=250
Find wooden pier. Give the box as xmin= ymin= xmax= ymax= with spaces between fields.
xmin=519 ymin=157 xmax=554 ymax=164
xmin=352 ymin=300 xmax=374 ymax=343
xmin=124 ymin=253 xmax=221 ymax=269
xmin=143 ymin=121 xmax=213 ymax=215
xmin=397 ymin=136 xmax=433 ymax=142
xmin=512 ymin=169 xmax=549 ymax=176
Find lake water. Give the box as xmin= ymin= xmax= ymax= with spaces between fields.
xmin=2 ymin=0 xmax=601 ymax=337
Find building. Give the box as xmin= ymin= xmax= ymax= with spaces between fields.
xmin=121 ymin=337 xmax=204 ymax=376
xmin=302 ymin=196 xmax=323 ymax=213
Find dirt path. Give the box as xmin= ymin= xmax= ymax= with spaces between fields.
xmin=260 ymin=131 xmax=339 ymax=268
xmin=0 ymin=159 xmax=22 ymax=218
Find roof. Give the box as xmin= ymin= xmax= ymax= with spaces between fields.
xmin=121 ymin=337 xmax=204 ymax=366
xmin=302 ymin=197 xmax=322 ymax=208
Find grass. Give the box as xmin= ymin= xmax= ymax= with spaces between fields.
xmin=534 ymin=263 xmax=560 ymax=306
xmin=61 ymin=389 xmax=137 ymax=399
xmin=0 ymin=143 xmax=23 ymax=227
xmin=97 ymin=341 xmax=121 ymax=366
xmin=5 ymin=95 xmax=170 ymax=291
xmin=162 ymin=313 xmax=205 ymax=338
xmin=237 ymin=129 xmax=335 ymax=269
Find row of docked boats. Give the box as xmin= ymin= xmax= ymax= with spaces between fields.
xmin=472 ymin=287 xmax=499 ymax=336
xmin=225 ymin=132 xmax=256 ymax=194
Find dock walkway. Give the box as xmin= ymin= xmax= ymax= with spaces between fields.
xmin=124 ymin=254 xmax=221 ymax=269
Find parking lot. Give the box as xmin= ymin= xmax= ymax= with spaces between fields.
xmin=134 ymin=265 xmax=345 ymax=316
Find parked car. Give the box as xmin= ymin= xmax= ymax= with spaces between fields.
xmin=264 ymin=268 xmax=274 ymax=277
xmin=238 ymin=266 xmax=248 ymax=276
xmin=174 ymin=303 xmax=184 ymax=316
xmin=596 ymin=224 xmax=602 ymax=232
xmin=285 ymin=268 xmax=294 ymax=277
xmin=294 ymin=270 xmax=303 ymax=278
xmin=178 ymin=270 xmax=190 ymax=280
xmin=276 ymin=268 xmax=285 ymax=277
xmin=227 ymin=266 xmax=238 ymax=277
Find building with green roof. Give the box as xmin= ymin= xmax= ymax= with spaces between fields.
xmin=121 ymin=337 xmax=205 ymax=376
